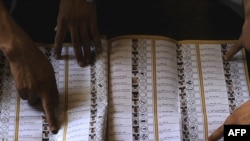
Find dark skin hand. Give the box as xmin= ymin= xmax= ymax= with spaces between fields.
xmin=54 ymin=0 xmax=102 ymax=67
xmin=208 ymin=26 xmax=250 ymax=140
xmin=207 ymin=100 xmax=250 ymax=141
xmin=208 ymin=23 xmax=250 ymax=141
xmin=224 ymin=21 xmax=250 ymax=61
xmin=208 ymin=1 xmax=250 ymax=140
xmin=0 ymin=0 xmax=59 ymax=133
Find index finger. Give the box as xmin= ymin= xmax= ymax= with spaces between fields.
xmin=89 ymin=13 xmax=102 ymax=54
xmin=54 ymin=22 xmax=68 ymax=59
xmin=224 ymin=43 xmax=242 ymax=61
xmin=69 ymin=26 xmax=85 ymax=67
xmin=207 ymin=125 xmax=224 ymax=141
xmin=40 ymin=90 xmax=59 ymax=134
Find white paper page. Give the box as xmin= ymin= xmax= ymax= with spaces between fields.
xmin=200 ymin=44 xmax=250 ymax=140
xmin=108 ymin=38 xmax=182 ymax=141
xmin=0 ymin=39 xmax=108 ymax=141
xmin=176 ymin=43 xmax=250 ymax=141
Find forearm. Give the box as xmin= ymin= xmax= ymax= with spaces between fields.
xmin=0 ymin=0 xmax=3 ymax=7
xmin=0 ymin=0 xmax=10 ymax=51
xmin=243 ymin=0 xmax=250 ymax=21
xmin=0 ymin=0 xmax=8 ymax=14
xmin=0 ymin=0 xmax=33 ymax=60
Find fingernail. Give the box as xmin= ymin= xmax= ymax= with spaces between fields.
xmin=78 ymin=61 xmax=85 ymax=67
xmin=50 ymin=125 xmax=59 ymax=134
xmin=53 ymin=54 xmax=61 ymax=60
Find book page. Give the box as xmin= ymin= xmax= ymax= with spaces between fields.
xmin=108 ymin=36 xmax=182 ymax=141
xmin=0 ymin=39 xmax=108 ymax=141
xmin=177 ymin=41 xmax=250 ymax=141
xmin=107 ymin=35 xmax=249 ymax=141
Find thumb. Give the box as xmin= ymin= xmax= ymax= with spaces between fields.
xmin=207 ymin=124 xmax=224 ymax=141
xmin=224 ymin=42 xmax=242 ymax=61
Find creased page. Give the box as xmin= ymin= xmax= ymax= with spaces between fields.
xmin=176 ymin=43 xmax=206 ymax=141
xmin=0 ymin=39 xmax=108 ymax=141
xmin=0 ymin=51 xmax=46 ymax=141
xmin=176 ymin=42 xmax=250 ymax=141
xmin=108 ymin=36 xmax=181 ymax=141
xmin=46 ymin=41 xmax=108 ymax=141
xmin=154 ymin=40 xmax=182 ymax=141
xmin=199 ymin=43 xmax=250 ymax=140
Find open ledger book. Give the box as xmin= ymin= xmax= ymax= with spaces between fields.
xmin=0 ymin=35 xmax=249 ymax=141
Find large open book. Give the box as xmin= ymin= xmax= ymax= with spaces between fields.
xmin=0 ymin=35 xmax=249 ymax=141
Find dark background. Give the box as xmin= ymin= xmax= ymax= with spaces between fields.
xmin=4 ymin=0 xmax=244 ymax=43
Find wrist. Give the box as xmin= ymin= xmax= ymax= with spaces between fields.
xmin=0 ymin=10 xmax=12 ymax=50
xmin=0 ymin=14 xmax=24 ymax=55
xmin=241 ymin=20 xmax=250 ymax=35
xmin=2 ymin=39 xmax=35 ymax=63
xmin=0 ymin=0 xmax=8 ymax=13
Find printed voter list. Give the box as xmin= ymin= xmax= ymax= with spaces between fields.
xmin=224 ymin=125 xmax=250 ymax=140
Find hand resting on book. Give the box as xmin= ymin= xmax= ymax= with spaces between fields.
xmin=224 ymin=20 xmax=250 ymax=61
xmin=224 ymin=0 xmax=250 ymax=61
xmin=54 ymin=0 xmax=102 ymax=67
xmin=208 ymin=1 xmax=250 ymax=140
xmin=207 ymin=100 xmax=250 ymax=141
xmin=0 ymin=0 xmax=60 ymax=134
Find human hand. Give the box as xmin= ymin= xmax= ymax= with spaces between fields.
xmin=54 ymin=0 xmax=102 ymax=67
xmin=0 ymin=5 xmax=60 ymax=133
xmin=207 ymin=100 xmax=250 ymax=141
xmin=224 ymin=21 xmax=250 ymax=60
